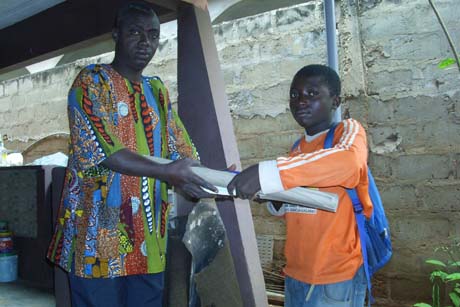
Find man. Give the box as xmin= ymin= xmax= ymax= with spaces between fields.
xmin=47 ymin=2 xmax=216 ymax=306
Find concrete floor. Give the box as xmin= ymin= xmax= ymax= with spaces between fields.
xmin=0 ymin=281 xmax=55 ymax=307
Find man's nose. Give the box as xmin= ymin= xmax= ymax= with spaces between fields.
xmin=138 ymin=32 xmax=150 ymax=46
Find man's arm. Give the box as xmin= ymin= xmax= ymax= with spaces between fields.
xmin=101 ymin=148 xmax=217 ymax=199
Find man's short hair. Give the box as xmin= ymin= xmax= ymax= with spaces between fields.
xmin=114 ymin=1 xmax=157 ymax=28
xmin=293 ymin=64 xmax=341 ymax=97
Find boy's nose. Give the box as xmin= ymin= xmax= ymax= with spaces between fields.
xmin=297 ymin=98 xmax=311 ymax=106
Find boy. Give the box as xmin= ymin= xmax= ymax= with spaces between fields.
xmin=227 ymin=64 xmax=372 ymax=307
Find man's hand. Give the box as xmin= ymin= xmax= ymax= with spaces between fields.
xmin=227 ymin=164 xmax=261 ymax=199
xmin=102 ymin=149 xmax=218 ymax=199
xmin=164 ymin=158 xmax=218 ymax=199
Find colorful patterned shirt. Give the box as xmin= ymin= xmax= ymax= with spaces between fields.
xmin=47 ymin=64 xmax=198 ymax=278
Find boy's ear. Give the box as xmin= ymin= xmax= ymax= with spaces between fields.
xmin=332 ymin=95 xmax=341 ymax=110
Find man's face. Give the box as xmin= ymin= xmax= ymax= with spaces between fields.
xmin=113 ymin=12 xmax=160 ymax=71
xmin=289 ymin=75 xmax=338 ymax=130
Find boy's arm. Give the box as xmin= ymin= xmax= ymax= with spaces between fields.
xmin=260 ymin=118 xmax=368 ymax=194
xmin=228 ymin=119 xmax=368 ymax=198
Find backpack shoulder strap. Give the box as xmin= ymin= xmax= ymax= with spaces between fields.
xmin=323 ymin=122 xmax=338 ymax=149
xmin=323 ymin=121 xmax=373 ymax=305
xmin=290 ymin=137 xmax=302 ymax=153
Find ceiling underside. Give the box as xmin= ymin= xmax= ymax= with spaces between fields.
xmin=0 ymin=0 xmax=179 ymax=73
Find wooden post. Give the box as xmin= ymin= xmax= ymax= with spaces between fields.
xmin=177 ymin=3 xmax=267 ymax=306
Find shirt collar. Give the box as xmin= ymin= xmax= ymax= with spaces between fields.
xmin=304 ymin=128 xmax=329 ymax=143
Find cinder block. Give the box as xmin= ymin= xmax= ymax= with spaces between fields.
xmin=394 ymin=154 xmax=451 ymax=180
xmin=367 ymin=69 xmax=413 ymax=97
xmin=368 ymin=153 xmax=394 ymax=178
xmin=368 ymin=98 xmax=394 ymax=124
xmin=272 ymin=238 xmax=286 ymax=262
xmin=252 ymin=216 xmax=286 ymax=236
xmin=418 ymin=183 xmax=460 ymax=212
xmin=384 ymin=244 xmax=448 ymax=277
xmin=233 ymin=114 xmax=300 ymax=136
xmin=275 ymin=3 xmax=320 ymax=30
xmin=378 ymin=183 xmax=417 ymax=211
xmin=456 ymin=154 xmax=460 ymax=179
xmin=389 ymin=275 xmax=432 ymax=303
xmin=449 ymin=212 xmax=460 ymax=237
xmin=0 ymin=96 xmax=12 ymax=113
xmin=237 ymin=137 xmax=260 ymax=160
xmin=19 ymin=76 xmax=33 ymax=92
xmin=259 ymin=133 xmax=299 ymax=159
xmin=394 ymin=96 xmax=449 ymax=123
xmin=390 ymin=215 xmax=450 ymax=244
xmin=388 ymin=33 xmax=445 ymax=61
xmin=4 ymin=80 xmax=18 ymax=96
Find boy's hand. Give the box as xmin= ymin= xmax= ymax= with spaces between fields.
xmin=227 ymin=164 xmax=261 ymax=199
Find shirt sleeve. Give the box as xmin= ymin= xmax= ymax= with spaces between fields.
xmin=151 ymin=82 xmax=198 ymax=161
xmin=67 ymin=67 xmax=125 ymax=171
xmin=266 ymin=202 xmax=286 ymax=217
xmin=260 ymin=118 xmax=368 ymax=193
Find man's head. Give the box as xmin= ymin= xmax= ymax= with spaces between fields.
xmin=289 ymin=64 xmax=341 ymax=132
xmin=112 ymin=1 xmax=160 ymax=72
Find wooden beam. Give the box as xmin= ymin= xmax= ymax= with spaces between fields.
xmin=0 ymin=0 xmax=175 ymax=72
xmin=176 ymin=3 xmax=267 ymax=306
xmin=146 ymin=0 xmax=180 ymax=11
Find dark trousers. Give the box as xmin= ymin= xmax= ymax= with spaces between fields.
xmin=68 ymin=272 xmax=164 ymax=307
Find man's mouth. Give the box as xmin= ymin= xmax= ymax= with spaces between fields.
xmin=135 ymin=50 xmax=151 ymax=58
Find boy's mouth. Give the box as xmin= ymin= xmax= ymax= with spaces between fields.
xmin=296 ymin=109 xmax=312 ymax=117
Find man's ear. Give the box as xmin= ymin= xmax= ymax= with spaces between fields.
xmin=112 ymin=29 xmax=119 ymax=42
xmin=332 ymin=95 xmax=341 ymax=110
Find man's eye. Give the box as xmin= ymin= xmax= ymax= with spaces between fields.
xmin=150 ymin=31 xmax=159 ymax=39
xmin=290 ymin=91 xmax=299 ymax=99
xmin=130 ymin=30 xmax=140 ymax=35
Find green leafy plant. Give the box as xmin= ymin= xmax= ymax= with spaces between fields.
xmin=438 ymin=58 xmax=457 ymax=70
xmin=413 ymin=238 xmax=460 ymax=307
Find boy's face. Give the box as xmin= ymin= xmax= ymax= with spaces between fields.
xmin=289 ymin=75 xmax=340 ymax=131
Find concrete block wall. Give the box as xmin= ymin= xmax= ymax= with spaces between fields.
xmin=346 ymin=0 xmax=460 ymax=305
xmin=0 ymin=1 xmax=459 ymax=305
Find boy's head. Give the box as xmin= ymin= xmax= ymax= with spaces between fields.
xmin=289 ymin=64 xmax=341 ymax=133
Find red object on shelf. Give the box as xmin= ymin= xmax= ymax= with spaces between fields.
xmin=0 ymin=231 xmax=13 ymax=254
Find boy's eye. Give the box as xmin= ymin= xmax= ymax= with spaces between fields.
xmin=290 ymin=90 xmax=299 ymax=99
xmin=307 ymin=90 xmax=318 ymax=97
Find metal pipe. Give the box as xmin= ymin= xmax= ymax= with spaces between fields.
xmin=324 ymin=0 xmax=342 ymax=123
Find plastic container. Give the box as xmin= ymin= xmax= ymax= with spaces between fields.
xmin=0 ymin=231 xmax=13 ymax=254
xmin=0 ymin=253 xmax=18 ymax=282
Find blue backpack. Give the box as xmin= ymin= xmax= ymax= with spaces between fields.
xmin=323 ymin=123 xmax=392 ymax=304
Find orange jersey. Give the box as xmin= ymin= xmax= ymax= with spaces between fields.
xmin=260 ymin=118 xmax=373 ymax=284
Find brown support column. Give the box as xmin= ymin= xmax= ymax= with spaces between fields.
xmin=177 ymin=3 xmax=267 ymax=306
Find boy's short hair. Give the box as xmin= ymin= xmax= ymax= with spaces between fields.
xmin=114 ymin=1 xmax=157 ymax=28
xmin=293 ymin=64 xmax=341 ymax=97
